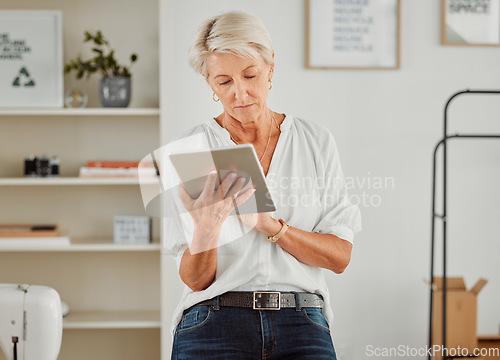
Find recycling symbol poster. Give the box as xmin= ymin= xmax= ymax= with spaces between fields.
xmin=0 ymin=10 xmax=63 ymax=107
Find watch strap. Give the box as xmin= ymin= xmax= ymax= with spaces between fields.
xmin=268 ymin=218 xmax=290 ymax=243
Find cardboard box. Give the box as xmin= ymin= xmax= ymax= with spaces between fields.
xmin=477 ymin=335 xmax=500 ymax=359
xmin=432 ymin=277 xmax=487 ymax=360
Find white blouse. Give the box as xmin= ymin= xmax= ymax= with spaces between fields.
xmin=159 ymin=114 xmax=361 ymax=335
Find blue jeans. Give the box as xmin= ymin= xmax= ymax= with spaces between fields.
xmin=171 ymin=305 xmax=337 ymax=359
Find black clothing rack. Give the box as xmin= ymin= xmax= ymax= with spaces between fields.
xmin=429 ymin=89 xmax=500 ymax=360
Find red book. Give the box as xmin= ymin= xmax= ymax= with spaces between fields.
xmin=86 ymin=161 xmax=140 ymax=168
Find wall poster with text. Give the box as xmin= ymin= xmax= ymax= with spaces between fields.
xmin=306 ymin=0 xmax=400 ymax=69
xmin=0 ymin=10 xmax=63 ymax=107
xmin=442 ymin=0 xmax=500 ymax=46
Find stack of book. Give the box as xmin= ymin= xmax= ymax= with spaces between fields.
xmin=79 ymin=161 xmax=157 ymax=178
xmin=0 ymin=224 xmax=70 ymax=247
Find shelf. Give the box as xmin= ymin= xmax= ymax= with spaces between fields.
xmin=0 ymin=177 xmax=157 ymax=186
xmin=0 ymin=108 xmax=160 ymax=116
xmin=63 ymin=310 xmax=161 ymax=329
xmin=0 ymin=238 xmax=161 ymax=252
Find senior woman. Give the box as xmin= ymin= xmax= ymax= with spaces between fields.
xmin=166 ymin=11 xmax=361 ymax=360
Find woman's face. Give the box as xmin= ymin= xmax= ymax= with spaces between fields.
xmin=205 ymin=52 xmax=274 ymax=124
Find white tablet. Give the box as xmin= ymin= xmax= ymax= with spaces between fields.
xmin=169 ymin=144 xmax=276 ymax=214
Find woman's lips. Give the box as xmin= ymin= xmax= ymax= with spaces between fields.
xmin=235 ymin=104 xmax=253 ymax=109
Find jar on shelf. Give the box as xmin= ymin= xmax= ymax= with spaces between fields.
xmin=64 ymin=88 xmax=88 ymax=108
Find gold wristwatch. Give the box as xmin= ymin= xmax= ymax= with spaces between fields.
xmin=268 ymin=218 xmax=290 ymax=243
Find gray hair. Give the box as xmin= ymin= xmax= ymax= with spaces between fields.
xmin=188 ymin=11 xmax=273 ymax=78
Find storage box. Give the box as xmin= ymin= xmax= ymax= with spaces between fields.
xmin=432 ymin=277 xmax=488 ymax=360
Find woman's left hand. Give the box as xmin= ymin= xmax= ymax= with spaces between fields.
xmin=239 ymin=212 xmax=352 ymax=274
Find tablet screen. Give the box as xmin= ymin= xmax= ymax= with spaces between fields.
xmin=169 ymin=144 xmax=276 ymax=214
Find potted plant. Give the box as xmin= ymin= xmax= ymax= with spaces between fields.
xmin=64 ymin=31 xmax=138 ymax=107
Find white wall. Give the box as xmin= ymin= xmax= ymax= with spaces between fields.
xmin=164 ymin=0 xmax=500 ymax=358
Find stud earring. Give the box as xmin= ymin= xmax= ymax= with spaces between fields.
xmin=213 ymin=93 xmax=219 ymax=102
xmin=269 ymin=81 xmax=272 ymax=90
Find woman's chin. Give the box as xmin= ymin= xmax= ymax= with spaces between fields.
xmin=230 ymin=107 xmax=265 ymax=122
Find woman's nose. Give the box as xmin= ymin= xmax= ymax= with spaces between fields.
xmin=232 ymin=79 xmax=248 ymax=99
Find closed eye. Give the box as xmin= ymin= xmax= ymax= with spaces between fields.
xmin=220 ymin=80 xmax=231 ymax=86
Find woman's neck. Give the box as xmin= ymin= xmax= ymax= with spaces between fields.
xmin=220 ymin=110 xmax=277 ymax=144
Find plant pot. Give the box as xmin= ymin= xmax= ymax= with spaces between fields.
xmin=99 ymin=76 xmax=131 ymax=107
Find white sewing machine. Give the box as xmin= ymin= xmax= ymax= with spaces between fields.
xmin=0 ymin=284 xmax=62 ymax=360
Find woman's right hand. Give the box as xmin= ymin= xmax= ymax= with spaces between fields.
xmin=178 ymin=170 xmax=256 ymax=232
xmin=178 ymin=170 xmax=255 ymax=287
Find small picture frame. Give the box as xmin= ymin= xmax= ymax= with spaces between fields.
xmin=306 ymin=0 xmax=400 ymax=70
xmin=441 ymin=0 xmax=500 ymax=46
xmin=0 ymin=10 xmax=63 ymax=107
xmin=113 ymin=216 xmax=152 ymax=244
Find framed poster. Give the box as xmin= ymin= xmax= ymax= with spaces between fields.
xmin=306 ymin=0 xmax=400 ymax=70
xmin=442 ymin=0 xmax=500 ymax=46
xmin=0 ymin=10 xmax=63 ymax=108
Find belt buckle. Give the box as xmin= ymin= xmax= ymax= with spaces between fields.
xmin=253 ymin=291 xmax=281 ymax=310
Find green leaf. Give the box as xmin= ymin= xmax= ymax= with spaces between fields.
xmin=96 ymin=58 xmax=105 ymax=67
xmin=66 ymin=29 xmax=137 ymax=80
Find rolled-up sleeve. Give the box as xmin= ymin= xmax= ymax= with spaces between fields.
xmin=158 ymin=148 xmax=192 ymax=268
xmin=311 ymin=131 xmax=361 ymax=244
xmin=163 ymin=188 xmax=190 ymax=267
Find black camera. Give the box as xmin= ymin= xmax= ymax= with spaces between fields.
xmin=24 ymin=155 xmax=60 ymax=177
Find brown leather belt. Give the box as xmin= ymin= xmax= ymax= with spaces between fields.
xmin=196 ymin=291 xmax=324 ymax=310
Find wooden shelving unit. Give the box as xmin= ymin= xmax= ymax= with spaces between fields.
xmin=0 ymin=0 xmax=163 ymax=358
xmin=63 ymin=310 xmax=161 ymax=330
xmin=0 ymin=177 xmax=157 ymax=186
xmin=0 ymin=238 xmax=161 ymax=252
xmin=0 ymin=108 xmax=160 ymax=116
